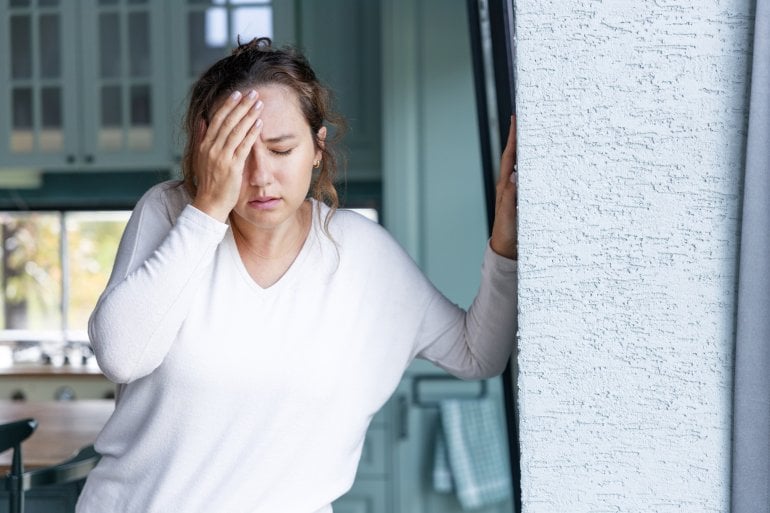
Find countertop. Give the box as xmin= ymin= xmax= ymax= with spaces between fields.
xmin=0 ymin=363 xmax=105 ymax=378
xmin=0 ymin=400 xmax=114 ymax=470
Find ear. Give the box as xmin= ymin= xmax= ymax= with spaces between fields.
xmin=314 ymin=126 xmax=327 ymax=161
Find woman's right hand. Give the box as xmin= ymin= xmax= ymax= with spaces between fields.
xmin=192 ymin=89 xmax=264 ymax=222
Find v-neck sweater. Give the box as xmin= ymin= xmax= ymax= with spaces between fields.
xmin=76 ymin=180 xmax=518 ymax=513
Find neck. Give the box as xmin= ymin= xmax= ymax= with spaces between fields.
xmin=230 ymin=202 xmax=310 ymax=261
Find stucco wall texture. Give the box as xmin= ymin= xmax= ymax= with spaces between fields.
xmin=513 ymin=1 xmax=753 ymax=511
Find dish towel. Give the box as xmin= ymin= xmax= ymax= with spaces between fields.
xmin=433 ymin=397 xmax=513 ymax=510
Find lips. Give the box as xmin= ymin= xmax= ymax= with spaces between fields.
xmin=248 ymin=197 xmax=281 ymax=210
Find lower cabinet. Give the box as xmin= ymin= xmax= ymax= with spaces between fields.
xmin=0 ymin=481 xmax=84 ymax=513
xmin=333 ymin=413 xmax=391 ymax=513
xmin=335 ymin=367 xmax=516 ymax=513
xmin=332 ymin=480 xmax=388 ymax=513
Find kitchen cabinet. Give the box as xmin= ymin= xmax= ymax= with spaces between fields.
xmin=393 ymin=365 xmax=515 ymax=513
xmin=164 ymin=0 xmax=380 ymax=185
xmin=296 ymin=0 xmax=382 ymax=182
xmin=0 ymin=0 xmax=171 ymax=171
xmin=0 ymin=0 xmax=378 ymax=201
xmin=0 ymin=483 xmax=84 ymax=513
xmin=333 ymin=406 xmax=392 ymax=513
xmin=164 ymin=0 xmax=295 ymax=162
xmin=335 ymin=367 xmax=515 ymax=513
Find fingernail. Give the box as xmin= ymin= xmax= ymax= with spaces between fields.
xmin=247 ymin=90 xmax=257 ymax=100
xmin=252 ymin=100 xmax=263 ymax=111
xmin=255 ymin=118 xmax=263 ymax=129
xmin=230 ymin=90 xmax=242 ymax=101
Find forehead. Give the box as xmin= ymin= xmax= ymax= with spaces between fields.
xmin=209 ymin=83 xmax=307 ymax=131
xmin=252 ymin=84 xmax=300 ymax=115
xmin=246 ymin=84 xmax=307 ymax=133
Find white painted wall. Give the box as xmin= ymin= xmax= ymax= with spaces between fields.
xmin=514 ymin=1 xmax=753 ymax=511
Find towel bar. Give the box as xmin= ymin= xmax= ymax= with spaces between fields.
xmin=411 ymin=374 xmax=488 ymax=408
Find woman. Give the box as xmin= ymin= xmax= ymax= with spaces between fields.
xmin=77 ymin=38 xmax=518 ymax=513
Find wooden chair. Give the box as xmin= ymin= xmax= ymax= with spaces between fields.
xmin=1 ymin=418 xmax=100 ymax=513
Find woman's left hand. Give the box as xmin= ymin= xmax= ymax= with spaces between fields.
xmin=490 ymin=115 xmax=518 ymax=260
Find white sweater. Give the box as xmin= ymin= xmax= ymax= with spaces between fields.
xmin=76 ymin=181 xmax=518 ymax=513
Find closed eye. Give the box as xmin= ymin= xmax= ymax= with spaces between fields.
xmin=270 ymin=148 xmax=293 ymax=156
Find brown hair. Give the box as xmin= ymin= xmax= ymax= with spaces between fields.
xmin=180 ymin=37 xmax=346 ymax=233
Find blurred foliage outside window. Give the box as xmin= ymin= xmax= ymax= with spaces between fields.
xmin=0 ymin=211 xmax=129 ymax=344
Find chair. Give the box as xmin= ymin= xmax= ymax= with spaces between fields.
xmin=0 ymin=418 xmax=37 ymax=513
xmin=1 ymin=418 xmax=101 ymax=513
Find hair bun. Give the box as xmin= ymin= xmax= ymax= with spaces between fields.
xmin=231 ymin=36 xmax=273 ymax=57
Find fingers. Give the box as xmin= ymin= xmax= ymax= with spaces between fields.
xmin=233 ymin=116 xmax=263 ymax=163
xmin=204 ymin=89 xmax=263 ymax=154
xmin=496 ymin=114 xmax=517 ymax=201
xmin=490 ymin=114 xmax=519 ymax=260
xmin=498 ymin=114 xmax=517 ymax=186
xmin=191 ymin=89 xmax=263 ymax=222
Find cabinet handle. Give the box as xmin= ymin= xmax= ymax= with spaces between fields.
xmin=84 ymin=154 xmax=94 ymax=164
xmin=66 ymin=155 xmax=76 ymax=164
xmin=397 ymin=394 xmax=409 ymax=440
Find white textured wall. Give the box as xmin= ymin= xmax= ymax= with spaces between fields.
xmin=514 ymin=1 xmax=753 ymax=511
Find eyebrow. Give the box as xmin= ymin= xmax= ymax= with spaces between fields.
xmin=262 ymin=134 xmax=297 ymax=144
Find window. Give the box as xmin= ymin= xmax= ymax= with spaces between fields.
xmin=0 ymin=210 xmax=129 ymax=364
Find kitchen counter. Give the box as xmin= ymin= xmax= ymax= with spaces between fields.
xmin=0 ymin=400 xmax=114 ymax=471
xmin=0 ymin=363 xmax=104 ymax=378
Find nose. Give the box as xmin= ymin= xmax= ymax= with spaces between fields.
xmin=245 ymin=146 xmax=271 ymax=187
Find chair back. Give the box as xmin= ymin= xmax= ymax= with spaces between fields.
xmin=0 ymin=418 xmax=38 ymax=513
xmin=24 ymin=444 xmax=101 ymax=489
xmin=0 ymin=419 xmax=37 ymax=455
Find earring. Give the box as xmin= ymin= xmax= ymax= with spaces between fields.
xmin=313 ymin=159 xmax=322 ymax=169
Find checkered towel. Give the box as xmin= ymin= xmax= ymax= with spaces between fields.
xmin=433 ymin=397 xmax=513 ymax=510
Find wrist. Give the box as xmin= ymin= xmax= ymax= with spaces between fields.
xmin=191 ymin=199 xmax=230 ymax=223
xmin=490 ymin=237 xmax=517 ymax=261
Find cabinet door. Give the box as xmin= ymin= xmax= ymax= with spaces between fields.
xmin=0 ymin=0 xmax=80 ymax=168
xmin=0 ymin=482 xmax=81 ymax=513
xmin=78 ymin=0 xmax=170 ymax=169
xmin=166 ymin=0 xmax=290 ymax=162
xmin=297 ymin=0 xmax=381 ymax=182
xmin=394 ymin=367 xmax=515 ymax=513
xmin=332 ymin=480 xmax=388 ymax=513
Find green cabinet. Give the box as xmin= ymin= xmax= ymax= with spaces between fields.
xmin=0 ymin=0 xmax=377 ymax=203
xmin=0 ymin=0 xmax=171 ymax=170
xmin=0 ymin=481 xmax=85 ymax=513
xmin=296 ymin=0 xmax=381 ymax=182
xmin=163 ymin=0 xmax=295 ymax=162
xmin=333 ymin=409 xmax=391 ymax=513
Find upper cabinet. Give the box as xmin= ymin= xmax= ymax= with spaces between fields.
xmin=0 ymin=0 xmax=378 ymax=193
xmin=296 ymin=0 xmax=381 ymax=182
xmin=0 ymin=0 xmax=171 ymax=170
xmin=164 ymin=0 xmax=295 ymax=162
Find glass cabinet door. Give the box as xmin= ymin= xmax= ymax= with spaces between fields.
xmin=0 ymin=0 xmax=80 ymax=167
xmin=166 ymin=0 xmax=290 ymax=161
xmin=78 ymin=0 xmax=170 ymax=168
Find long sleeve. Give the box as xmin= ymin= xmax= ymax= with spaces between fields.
xmin=416 ymin=243 xmax=518 ymax=379
xmin=88 ymin=183 xmax=229 ymax=384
